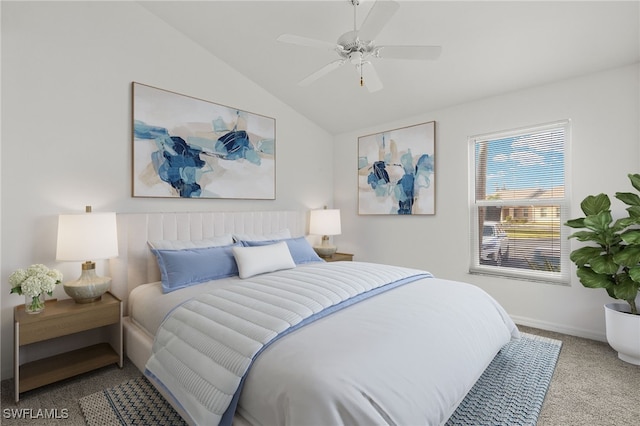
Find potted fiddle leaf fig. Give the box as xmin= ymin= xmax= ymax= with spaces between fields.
xmin=565 ymin=173 xmax=640 ymax=365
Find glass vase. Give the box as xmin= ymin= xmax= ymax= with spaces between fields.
xmin=25 ymin=293 xmax=45 ymax=314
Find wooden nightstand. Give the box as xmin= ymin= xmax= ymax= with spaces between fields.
xmin=13 ymin=292 xmax=122 ymax=402
xmin=324 ymin=252 xmax=354 ymax=262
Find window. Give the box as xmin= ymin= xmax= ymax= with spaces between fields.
xmin=469 ymin=120 xmax=570 ymax=284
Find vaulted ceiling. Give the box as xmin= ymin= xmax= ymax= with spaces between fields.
xmin=141 ymin=1 xmax=640 ymax=135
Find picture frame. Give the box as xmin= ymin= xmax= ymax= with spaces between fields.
xmin=358 ymin=121 xmax=436 ymax=215
xmin=132 ymin=82 xmax=276 ymax=199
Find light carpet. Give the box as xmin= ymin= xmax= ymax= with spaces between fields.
xmin=80 ymin=333 xmax=561 ymax=426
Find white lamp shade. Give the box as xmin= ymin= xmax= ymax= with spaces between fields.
xmin=56 ymin=212 xmax=119 ymax=261
xmin=309 ymin=209 xmax=341 ymax=236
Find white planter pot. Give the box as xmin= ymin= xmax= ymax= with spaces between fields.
xmin=604 ymin=303 xmax=640 ymax=365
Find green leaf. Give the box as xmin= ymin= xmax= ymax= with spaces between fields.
xmin=568 ymin=230 xmax=605 ymax=245
xmin=581 ymin=194 xmax=610 ymax=216
xmin=614 ymin=217 xmax=636 ymax=229
xmin=590 ymin=254 xmax=620 ymax=275
xmin=565 ymin=218 xmax=586 ymax=229
xmin=615 ymin=191 xmax=640 ymax=207
xmin=628 ymin=173 xmax=640 ymax=192
xmin=613 ymin=246 xmax=640 ymax=267
xmin=620 ymin=229 xmax=640 ymax=244
xmin=10 ymin=287 xmax=23 ymax=296
xmin=627 ymin=265 xmax=640 ymax=283
xmin=626 ymin=206 xmax=640 ymax=220
xmin=605 ymin=286 xmax=616 ymax=299
xmin=613 ymin=274 xmax=640 ymax=301
xmin=576 ymin=266 xmax=614 ymax=289
xmin=602 ymin=230 xmax=623 ymax=247
xmin=583 ymin=211 xmax=613 ymax=232
xmin=570 ymin=246 xmax=603 ymax=266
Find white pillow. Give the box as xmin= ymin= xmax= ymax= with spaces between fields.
xmin=148 ymin=235 xmax=234 ymax=250
xmin=232 ymin=229 xmax=291 ymax=242
xmin=232 ymin=241 xmax=296 ymax=279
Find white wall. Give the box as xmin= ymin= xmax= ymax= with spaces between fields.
xmin=335 ymin=64 xmax=640 ymax=341
xmin=0 ymin=2 xmax=333 ymax=379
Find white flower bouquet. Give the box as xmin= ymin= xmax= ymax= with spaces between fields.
xmin=9 ymin=264 xmax=63 ymax=312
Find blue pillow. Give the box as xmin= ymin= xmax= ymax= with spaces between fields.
xmin=151 ymin=243 xmax=240 ymax=293
xmin=241 ymin=237 xmax=324 ymax=265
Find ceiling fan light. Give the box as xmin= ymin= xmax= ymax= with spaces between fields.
xmin=349 ymin=51 xmax=363 ymax=65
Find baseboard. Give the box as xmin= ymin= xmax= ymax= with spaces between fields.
xmin=511 ymin=315 xmax=607 ymax=343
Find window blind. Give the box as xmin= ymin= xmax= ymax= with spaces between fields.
xmin=469 ymin=120 xmax=571 ymax=284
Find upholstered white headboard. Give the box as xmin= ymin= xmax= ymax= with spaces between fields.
xmin=108 ymin=211 xmax=306 ymax=309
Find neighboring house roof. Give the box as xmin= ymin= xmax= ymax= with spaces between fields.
xmin=490 ymin=186 xmax=564 ymax=201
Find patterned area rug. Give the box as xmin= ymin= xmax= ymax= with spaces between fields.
xmin=80 ymin=333 xmax=561 ymax=426
xmin=446 ymin=333 xmax=562 ymax=426
xmin=79 ymin=375 xmax=186 ymax=426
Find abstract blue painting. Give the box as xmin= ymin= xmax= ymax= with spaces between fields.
xmin=132 ymin=83 xmax=275 ymax=199
xmin=358 ymin=122 xmax=435 ymax=215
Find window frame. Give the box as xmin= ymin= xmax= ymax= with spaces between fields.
xmin=468 ymin=120 xmax=571 ymax=284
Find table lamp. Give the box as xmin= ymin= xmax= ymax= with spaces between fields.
xmin=56 ymin=206 xmax=118 ymax=303
xmin=309 ymin=207 xmax=341 ymax=258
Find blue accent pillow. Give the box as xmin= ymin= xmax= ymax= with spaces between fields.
xmin=151 ymin=243 xmax=241 ymax=293
xmin=241 ymin=237 xmax=324 ymax=265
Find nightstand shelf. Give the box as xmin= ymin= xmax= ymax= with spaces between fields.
xmin=14 ymin=292 xmax=122 ymax=402
xmin=18 ymin=343 xmax=119 ymax=393
xmin=324 ymin=252 xmax=354 ymax=262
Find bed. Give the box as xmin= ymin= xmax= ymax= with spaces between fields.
xmin=110 ymin=211 xmax=519 ymax=426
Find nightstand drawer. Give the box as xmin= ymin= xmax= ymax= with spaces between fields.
xmin=325 ymin=253 xmax=354 ymax=262
xmin=17 ymin=294 xmax=119 ymax=345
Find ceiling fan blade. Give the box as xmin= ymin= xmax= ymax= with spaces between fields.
xmin=377 ymin=45 xmax=442 ymax=60
xmin=357 ymin=62 xmax=383 ymax=93
xmin=358 ymin=0 xmax=400 ymax=41
xmin=299 ymin=59 xmax=346 ymax=86
xmin=277 ymin=34 xmax=337 ymax=50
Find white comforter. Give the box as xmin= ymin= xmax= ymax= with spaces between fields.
xmin=143 ymin=262 xmax=519 ymax=426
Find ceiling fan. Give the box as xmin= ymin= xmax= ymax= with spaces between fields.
xmin=277 ymin=0 xmax=442 ymax=93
